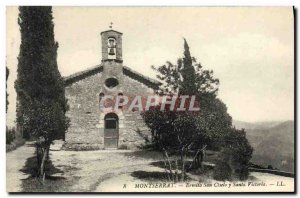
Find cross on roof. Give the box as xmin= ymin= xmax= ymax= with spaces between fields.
xmin=109 ymin=22 xmax=113 ymax=29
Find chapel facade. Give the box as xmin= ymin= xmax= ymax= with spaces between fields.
xmin=63 ymin=29 xmax=160 ymax=150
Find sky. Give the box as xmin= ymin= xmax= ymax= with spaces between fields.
xmin=6 ymin=6 xmax=294 ymax=127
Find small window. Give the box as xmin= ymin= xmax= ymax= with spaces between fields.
xmin=105 ymin=78 xmax=119 ymax=89
xmin=117 ymin=93 xmax=124 ymax=109
xmin=99 ymin=93 xmax=104 ymax=102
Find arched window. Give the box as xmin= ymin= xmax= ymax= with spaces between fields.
xmin=117 ymin=93 xmax=124 ymax=109
xmin=108 ymin=38 xmax=116 ymax=48
xmin=107 ymin=37 xmax=116 ymax=59
xmin=99 ymin=92 xmax=104 ymax=103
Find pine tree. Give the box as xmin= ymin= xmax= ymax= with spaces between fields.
xmin=15 ymin=6 xmax=69 ymax=178
xmin=179 ymin=39 xmax=198 ymax=95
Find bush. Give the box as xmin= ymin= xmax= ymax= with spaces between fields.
xmin=218 ymin=129 xmax=253 ymax=181
xmin=213 ymin=161 xmax=232 ymax=181
xmin=234 ymin=165 xmax=249 ymax=180
xmin=6 ymin=138 xmax=25 ymax=152
xmin=6 ymin=127 xmax=16 ymax=144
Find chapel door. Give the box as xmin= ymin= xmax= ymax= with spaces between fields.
xmin=104 ymin=113 xmax=119 ymax=149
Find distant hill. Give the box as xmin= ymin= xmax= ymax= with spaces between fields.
xmin=232 ymin=120 xmax=282 ymax=130
xmin=237 ymin=120 xmax=295 ymax=173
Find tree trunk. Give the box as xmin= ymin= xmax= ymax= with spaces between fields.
xmin=39 ymin=145 xmax=49 ymax=182
xmin=181 ymin=148 xmax=186 ymax=182
xmin=188 ymin=149 xmax=200 ymax=170
xmin=163 ymin=149 xmax=174 ymax=182
xmin=46 ymin=145 xmax=50 ymax=160
xmin=199 ymin=146 xmax=206 ymax=172
xmin=175 ymin=159 xmax=179 ymax=182
xmin=36 ymin=146 xmax=42 ymax=173
xmin=196 ymin=145 xmax=207 ymax=172
xmin=161 ymin=153 xmax=171 ymax=181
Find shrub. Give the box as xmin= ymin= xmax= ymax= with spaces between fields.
xmin=213 ymin=161 xmax=232 ymax=181
xmin=6 ymin=127 xmax=16 ymax=144
xmin=218 ymin=129 xmax=253 ymax=181
xmin=236 ymin=165 xmax=250 ymax=181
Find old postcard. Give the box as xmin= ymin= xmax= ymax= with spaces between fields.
xmin=6 ymin=6 xmax=295 ymax=193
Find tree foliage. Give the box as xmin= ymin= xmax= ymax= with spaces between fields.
xmin=142 ymin=107 xmax=200 ymax=182
xmin=143 ymin=38 xmax=252 ymax=181
xmin=149 ymin=39 xmax=228 ymax=150
xmin=144 ymin=39 xmax=222 ymax=181
xmin=15 ymin=6 xmax=69 ymax=179
xmin=219 ymin=128 xmax=253 ymax=180
xmin=153 ymin=39 xmax=219 ymax=97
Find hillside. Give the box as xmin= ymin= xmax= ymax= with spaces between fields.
xmin=234 ymin=120 xmax=294 ymax=173
xmin=232 ymin=120 xmax=282 ymax=130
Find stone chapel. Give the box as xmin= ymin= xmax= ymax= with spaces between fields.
xmin=63 ymin=29 xmax=160 ymax=150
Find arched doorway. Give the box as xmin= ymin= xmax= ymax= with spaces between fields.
xmin=104 ymin=113 xmax=119 ymax=149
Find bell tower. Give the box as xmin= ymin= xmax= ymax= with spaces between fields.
xmin=101 ymin=27 xmax=123 ymax=63
xmin=100 ymin=25 xmax=123 ymax=94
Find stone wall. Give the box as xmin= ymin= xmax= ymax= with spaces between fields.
xmin=64 ymin=71 xmax=154 ymax=150
xmin=117 ymin=75 xmax=154 ymax=149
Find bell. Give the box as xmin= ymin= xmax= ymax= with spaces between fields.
xmin=109 ymin=48 xmax=115 ymax=55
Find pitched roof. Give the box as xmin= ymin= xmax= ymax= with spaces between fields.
xmin=64 ymin=64 xmax=161 ymax=89
xmin=100 ymin=29 xmax=123 ymax=35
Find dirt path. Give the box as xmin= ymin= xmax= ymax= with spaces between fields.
xmin=6 ymin=142 xmax=35 ymax=192
xmin=6 ymin=147 xmax=295 ymax=192
xmin=95 ymin=169 xmax=295 ymax=192
xmin=93 ymin=164 xmax=163 ymax=192
xmin=49 ymin=150 xmax=162 ymax=192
